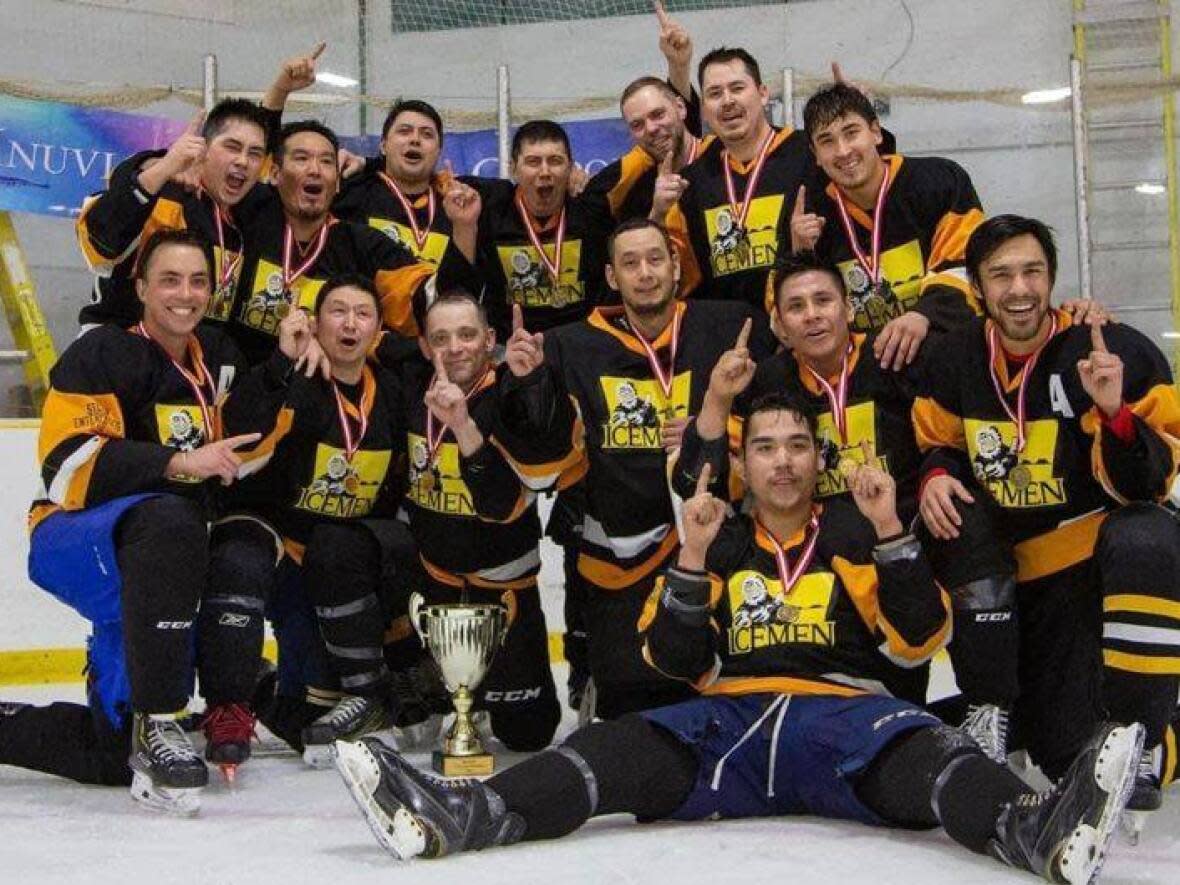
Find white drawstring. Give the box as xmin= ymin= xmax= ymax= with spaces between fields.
xmin=766 ymin=695 xmax=792 ymax=798
xmin=710 ymin=694 xmax=787 ymax=793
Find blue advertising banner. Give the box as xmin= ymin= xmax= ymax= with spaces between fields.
xmin=0 ymin=95 xmax=634 ymax=218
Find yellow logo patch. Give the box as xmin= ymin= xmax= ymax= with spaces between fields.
xmin=599 ymin=372 xmax=691 ymax=451
xmin=239 ymin=258 xmax=326 ymax=336
xmin=838 ymin=238 xmax=925 ymax=332
xmin=706 ymin=194 xmax=784 ymax=277
xmin=404 ymin=433 xmax=476 ymax=516
xmin=725 ymin=568 xmax=837 ymax=654
xmin=814 ymin=401 xmax=889 ymax=498
xmin=294 ymin=443 xmax=391 ymax=518
xmin=965 ymin=417 xmax=1066 ymax=509
xmin=368 ymin=217 xmax=450 ymax=267
xmin=496 ymin=240 xmax=584 ymax=309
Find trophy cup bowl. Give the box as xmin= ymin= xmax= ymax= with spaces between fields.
xmin=409 ymin=593 xmax=507 ymax=777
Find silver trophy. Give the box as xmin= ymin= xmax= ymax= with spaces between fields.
xmin=409 ymin=592 xmax=508 ymax=776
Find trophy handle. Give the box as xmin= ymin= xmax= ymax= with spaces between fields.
xmin=408 ymin=592 xmax=427 ymax=647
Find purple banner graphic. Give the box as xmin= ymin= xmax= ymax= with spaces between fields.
xmin=0 ymin=95 xmax=634 ymax=219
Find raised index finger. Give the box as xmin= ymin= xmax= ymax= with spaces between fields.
xmin=512 ymin=302 xmax=525 ymax=335
xmin=653 ymin=0 xmax=672 ymax=29
xmin=831 ymin=61 xmax=846 ymax=84
xmin=792 ymin=185 xmax=807 ymax=218
xmin=695 ymin=461 xmax=713 ymax=497
xmin=734 ymin=317 xmax=752 ymax=351
xmin=310 ymin=41 xmax=326 ymax=60
xmin=432 ymin=350 xmax=450 ymax=384
xmin=1091 ymin=318 xmax=1108 ymax=353
xmin=186 ymin=109 xmax=206 ymax=135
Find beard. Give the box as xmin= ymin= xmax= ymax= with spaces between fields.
xmin=626 ymin=288 xmax=676 ymax=318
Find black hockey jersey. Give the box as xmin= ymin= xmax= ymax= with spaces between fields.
xmin=912 ymin=311 xmax=1180 ymax=581
xmin=639 ymin=500 xmax=950 ymax=704
xmin=391 ymin=352 xmax=545 ymax=590
xmin=221 ymin=351 xmax=406 ymax=559
xmin=475 ymin=179 xmax=616 ymax=337
xmin=30 ymin=323 xmax=245 ymax=530
xmin=796 ymin=154 xmax=983 ymax=334
xmin=496 ymin=299 xmax=775 ymax=590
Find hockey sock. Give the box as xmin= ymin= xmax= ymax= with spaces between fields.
xmin=488 ymin=715 xmax=697 ymax=841
xmin=1103 ymin=669 xmax=1177 ymax=749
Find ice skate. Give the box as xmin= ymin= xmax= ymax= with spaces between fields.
xmin=129 ymin=712 xmax=209 ymax=816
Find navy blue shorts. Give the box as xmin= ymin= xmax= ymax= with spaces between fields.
xmin=641 ymin=692 xmax=941 ymax=826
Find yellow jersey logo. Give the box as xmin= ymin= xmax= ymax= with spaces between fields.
xmin=497 ymin=240 xmax=584 ymax=310
xmin=240 ymin=258 xmax=326 ymax=337
xmin=600 ymin=372 xmax=691 ymax=450
xmin=706 ymin=194 xmax=783 ymax=277
xmin=965 ymin=417 xmax=1066 ymax=509
xmin=155 ymin=403 xmax=207 ymax=452
xmin=368 ymin=217 xmax=450 ymax=267
xmin=726 ymin=569 xmax=837 ymax=654
xmin=295 ymin=444 xmax=391 ymax=518
xmin=405 ymin=433 xmax=476 ymax=517
xmin=838 ymin=238 xmax=925 ymax=332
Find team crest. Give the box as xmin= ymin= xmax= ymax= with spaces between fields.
xmin=405 ymin=432 xmax=476 ymax=516
xmin=705 ymin=194 xmax=782 ymax=277
xmin=600 ymin=373 xmax=691 ymax=450
xmin=964 ymin=418 xmax=1065 ymax=508
xmin=240 ymin=259 xmax=325 ymax=336
xmin=368 ymin=217 xmax=450 ymax=266
xmin=814 ymin=402 xmax=888 ymax=498
xmin=295 ymin=444 xmax=390 ymax=518
xmin=726 ymin=569 xmax=837 ymax=654
xmin=496 ymin=241 xmax=584 ymax=310
xmin=155 ymin=404 xmax=206 ymax=452
xmin=838 ymin=239 xmax=924 ymax=333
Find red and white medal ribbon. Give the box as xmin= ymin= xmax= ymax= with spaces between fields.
xmin=332 ymin=381 xmax=369 ymax=463
xmin=721 ymin=128 xmax=775 ymax=232
xmin=631 ymin=306 xmax=683 ymax=400
xmin=281 ymin=220 xmax=331 ymax=295
xmin=756 ymin=512 xmax=821 ymax=597
xmin=986 ymin=314 xmax=1059 ymax=453
xmin=514 ymin=192 xmax=566 ymax=287
xmin=832 ymin=164 xmax=892 ymax=286
xmin=211 ymin=204 xmax=241 ymax=294
xmin=379 ymin=172 xmax=435 ymax=252
xmin=804 ymin=343 xmax=853 ymax=445
xmin=684 ymin=135 xmax=700 ymax=166
xmin=136 ymin=322 xmax=218 ymax=442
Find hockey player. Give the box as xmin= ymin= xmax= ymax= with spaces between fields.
xmin=220 ymin=275 xmax=429 ymax=764
xmin=73 ymin=46 xmax=328 ymax=329
xmin=495 ymin=217 xmax=775 ymax=718
xmin=227 ymin=120 xmax=481 ymax=365
xmin=1 ymin=230 xmax=259 ymax=812
xmin=384 ymin=292 xmax=563 ymax=752
xmin=913 ymin=215 xmax=1180 ymax=822
xmin=334 ymin=392 xmax=1143 ymax=885
xmin=787 ymin=83 xmax=984 ymax=370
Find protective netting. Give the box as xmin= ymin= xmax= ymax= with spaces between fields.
xmin=389 ymin=0 xmax=781 ymax=33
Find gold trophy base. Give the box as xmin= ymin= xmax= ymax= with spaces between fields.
xmin=432 ymin=750 xmax=495 ymax=777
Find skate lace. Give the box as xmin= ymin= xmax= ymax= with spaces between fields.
xmin=203 ymin=703 xmax=258 ymax=745
xmin=146 ymin=717 xmax=199 ymax=763
xmin=331 ymin=695 xmax=372 ymax=724
xmin=963 ymin=704 xmax=1009 ymax=761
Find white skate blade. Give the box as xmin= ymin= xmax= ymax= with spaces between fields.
xmin=390 ymin=715 xmax=444 ymax=752
xmin=1056 ymin=724 xmax=1144 ymax=885
xmin=130 ymin=771 xmax=202 ymax=817
xmin=302 ymin=743 xmax=335 ymax=770
xmin=332 ymin=741 xmax=427 ymax=861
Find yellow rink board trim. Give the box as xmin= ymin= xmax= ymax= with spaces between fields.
xmin=0 ymin=634 xmax=569 ymax=686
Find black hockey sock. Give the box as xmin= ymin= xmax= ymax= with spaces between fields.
xmin=198 ymin=519 xmax=276 ymax=705
xmin=1103 ymin=669 xmax=1177 ymax=748
xmin=0 ymin=702 xmax=130 ymax=786
xmin=303 ymin=523 xmax=390 ymax=697
xmin=115 ymin=495 xmax=208 ymax=713
xmin=946 ymin=576 xmax=1020 ymax=707
xmin=857 ymin=724 xmax=1024 ymax=852
xmin=488 ymin=715 xmax=698 ymax=841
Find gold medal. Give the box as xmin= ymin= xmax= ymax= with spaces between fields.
xmin=1009 ymin=465 xmax=1032 ymax=491
xmin=420 ymin=471 xmax=436 ymax=493
xmin=274 ymin=301 xmax=291 ymax=320
xmin=343 ymin=474 xmax=359 ymax=495
xmin=838 ymin=456 xmax=860 ymax=478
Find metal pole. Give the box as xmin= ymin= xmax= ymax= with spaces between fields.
xmin=357 ymin=0 xmax=369 ymax=135
xmin=497 ymin=65 xmax=511 ymax=179
xmin=202 ymin=54 xmax=218 ymax=111
xmin=1069 ymin=56 xmax=1093 ymax=301
xmin=781 ymin=67 xmax=795 ymax=129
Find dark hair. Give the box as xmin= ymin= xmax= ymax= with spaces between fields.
xmin=314 ymin=273 xmax=380 ymax=315
xmin=698 ymin=47 xmax=762 ymax=89
xmin=511 ymin=120 xmax=571 ymax=162
xmin=276 ymin=120 xmax=340 ymax=164
xmin=965 ymin=214 xmax=1058 ymax=289
xmin=137 ymin=228 xmax=214 ymax=280
xmin=741 ymin=392 xmax=818 ymax=450
xmin=422 ymin=288 xmax=489 ymax=329
xmin=803 ymin=84 xmax=878 ymax=140
xmin=381 ymin=99 xmax=444 ymax=145
xmin=619 ymin=76 xmax=682 ymax=110
xmin=607 ymin=217 xmax=674 ymax=261
xmin=771 ymin=251 xmax=846 ymax=308
xmin=202 ymin=98 xmax=272 ymax=144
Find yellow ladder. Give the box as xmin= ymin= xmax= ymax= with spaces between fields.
xmin=0 ymin=211 xmax=57 ymax=413
xmin=1072 ymin=1 xmax=1179 ymax=357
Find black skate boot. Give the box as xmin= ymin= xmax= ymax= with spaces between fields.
xmin=301 ymin=695 xmax=393 ymax=769
xmin=333 ymin=736 xmax=525 ymax=861
xmin=989 ymin=721 xmax=1143 ymax=883
xmin=129 ymin=712 xmax=209 ymax=815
